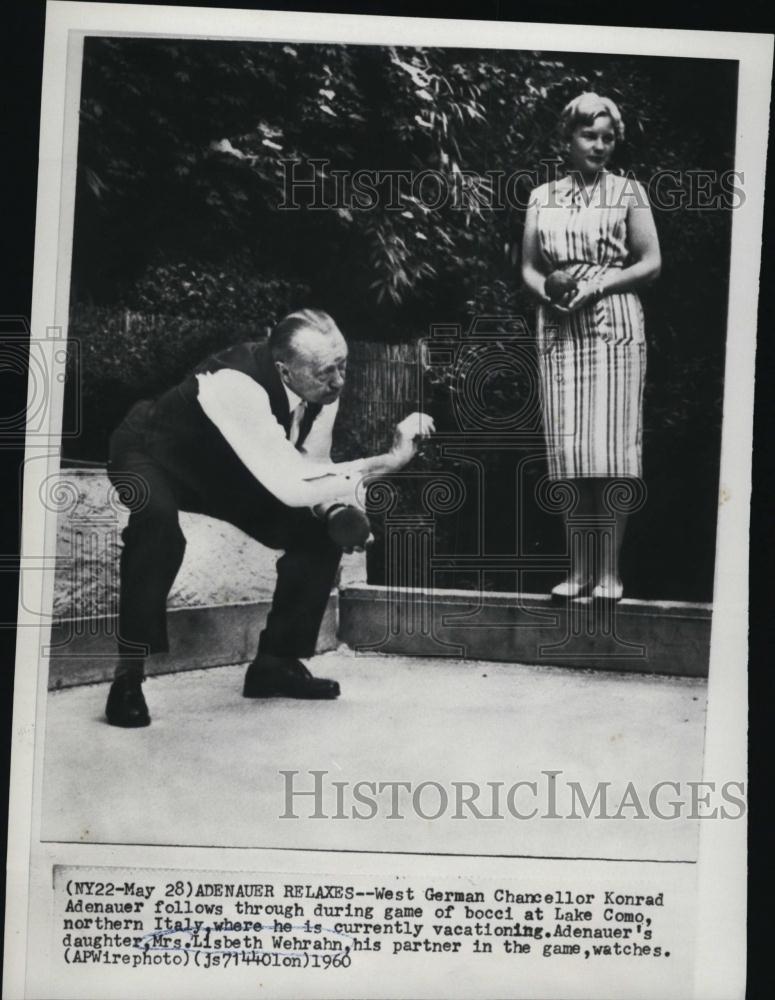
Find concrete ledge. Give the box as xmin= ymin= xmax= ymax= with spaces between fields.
xmin=338 ymin=585 xmax=712 ymax=677
xmin=47 ymin=596 xmax=338 ymax=690
xmin=46 ymin=577 xmax=711 ymax=687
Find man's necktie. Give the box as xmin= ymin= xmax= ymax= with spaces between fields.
xmin=288 ymin=401 xmax=306 ymax=447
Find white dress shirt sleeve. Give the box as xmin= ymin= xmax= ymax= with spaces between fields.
xmin=196 ymin=370 xmax=360 ymax=508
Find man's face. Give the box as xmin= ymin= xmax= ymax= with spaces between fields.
xmin=277 ymin=328 xmax=348 ymax=405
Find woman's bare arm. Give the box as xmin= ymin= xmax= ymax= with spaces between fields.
xmin=601 ymin=189 xmax=661 ymax=296
xmin=561 ymin=184 xmax=661 ymax=312
xmin=521 ymin=198 xmax=552 ymax=304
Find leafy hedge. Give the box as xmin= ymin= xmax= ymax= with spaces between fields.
xmin=67 ymin=272 xmax=308 ymax=458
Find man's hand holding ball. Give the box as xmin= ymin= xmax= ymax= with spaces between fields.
xmin=326 ymin=503 xmax=373 ymax=553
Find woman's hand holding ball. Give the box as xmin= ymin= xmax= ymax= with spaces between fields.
xmin=544 ymin=271 xmax=602 ymax=313
xmin=544 ymin=270 xmax=578 ymax=306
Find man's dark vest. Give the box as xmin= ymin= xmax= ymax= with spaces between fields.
xmin=142 ymin=340 xmax=322 ymax=510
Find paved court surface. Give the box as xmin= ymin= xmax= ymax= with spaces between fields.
xmin=41 ymin=650 xmax=707 ymax=861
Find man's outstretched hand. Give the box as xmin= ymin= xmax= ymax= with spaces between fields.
xmin=390 ymin=411 xmax=436 ymax=468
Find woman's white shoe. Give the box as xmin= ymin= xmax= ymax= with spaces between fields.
xmin=551 ymin=578 xmax=592 ymax=599
xmin=591 ymin=581 xmax=623 ymax=602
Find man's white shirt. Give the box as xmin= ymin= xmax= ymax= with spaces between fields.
xmin=196 ymin=368 xmax=365 ymax=508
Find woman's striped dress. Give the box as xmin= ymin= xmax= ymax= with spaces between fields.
xmin=531 ymin=171 xmax=647 ymax=480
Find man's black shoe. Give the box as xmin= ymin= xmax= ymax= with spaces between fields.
xmin=105 ymin=676 xmax=151 ymax=727
xmin=243 ymin=654 xmax=340 ymax=700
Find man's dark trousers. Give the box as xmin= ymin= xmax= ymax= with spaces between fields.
xmin=107 ymin=400 xmax=342 ymax=678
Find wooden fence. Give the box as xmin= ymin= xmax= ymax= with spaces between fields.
xmin=336 ymin=341 xmax=421 ymax=457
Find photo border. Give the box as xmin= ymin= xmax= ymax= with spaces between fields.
xmin=4 ymin=4 xmax=772 ymax=997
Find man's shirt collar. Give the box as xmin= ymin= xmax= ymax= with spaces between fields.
xmin=283 ymin=383 xmax=304 ymax=413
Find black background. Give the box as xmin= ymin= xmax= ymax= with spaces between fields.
xmin=3 ymin=2 xmax=773 ymax=995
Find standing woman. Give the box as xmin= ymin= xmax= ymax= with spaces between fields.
xmin=522 ymin=93 xmax=661 ymax=600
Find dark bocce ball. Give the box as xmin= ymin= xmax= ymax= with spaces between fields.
xmin=327 ymin=505 xmax=372 ymax=550
xmin=544 ymin=271 xmax=578 ymax=303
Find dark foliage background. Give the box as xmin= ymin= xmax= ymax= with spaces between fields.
xmin=66 ymin=38 xmax=738 ymax=601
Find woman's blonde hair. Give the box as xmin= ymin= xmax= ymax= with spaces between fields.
xmin=561 ymin=92 xmax=625 ymax=142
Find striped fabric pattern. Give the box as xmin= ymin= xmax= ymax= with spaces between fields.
xmin=530 ymin=171 xmax=648 ymax=479
xmin=539 ymin=341 xmax=646 ymax=479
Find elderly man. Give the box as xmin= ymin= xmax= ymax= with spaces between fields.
xmin=106 ymin=309 xmax=433 ymax=727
